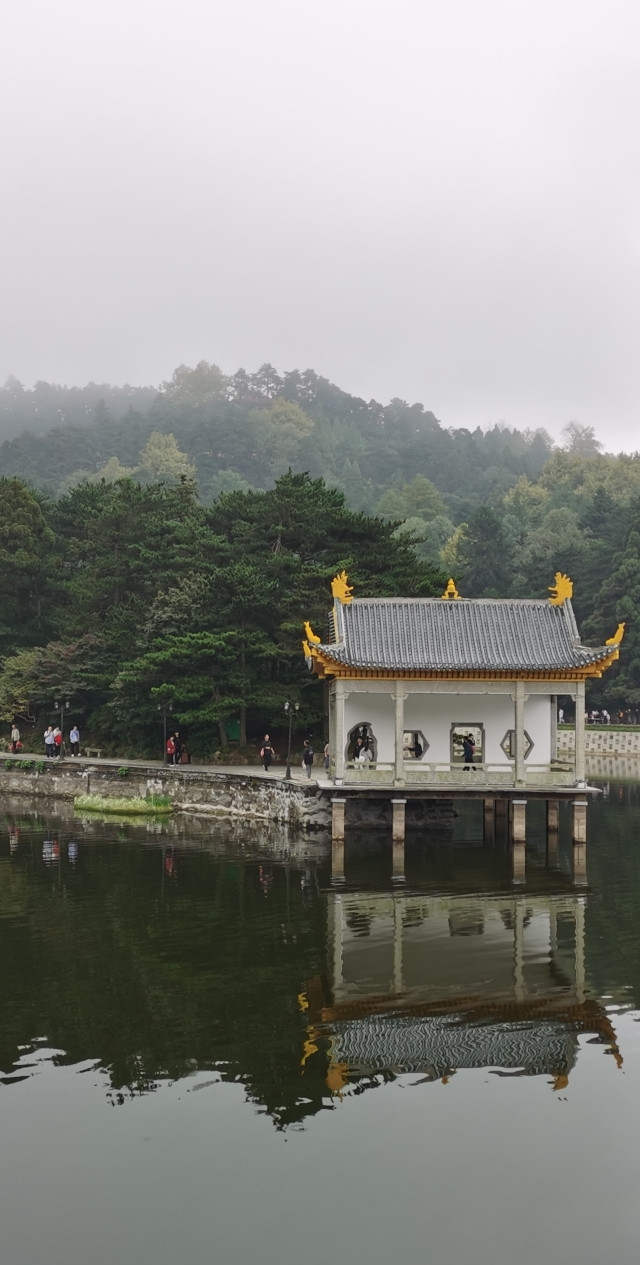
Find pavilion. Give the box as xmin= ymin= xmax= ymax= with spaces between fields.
xmin=303 ymin=571 xmax=623 ymax=867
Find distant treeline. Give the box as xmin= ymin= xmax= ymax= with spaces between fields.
xmin=1 ymin=360 xmax=639 ymax=724
xmin=0 ymin=361 xmax=555 ymax=522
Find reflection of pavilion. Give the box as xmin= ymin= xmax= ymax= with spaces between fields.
xmin=308 ymin=891 xmax=621 ymax=1088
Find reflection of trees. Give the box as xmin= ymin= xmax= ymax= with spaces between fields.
xmin=0 ymin=822 xmax=330 ymax=1128
xmin=584 ymin=788 xmax=640 ymax=1007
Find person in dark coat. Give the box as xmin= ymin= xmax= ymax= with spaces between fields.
xmin=302 ymin=741 xmax=314 ymax=779
xmin=261 ymin=735 xmax=275 ymax=771
xmin=462 ymin=733 xmax=475 ymax=770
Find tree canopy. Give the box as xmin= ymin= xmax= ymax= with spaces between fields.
xmin=0 ymin=471 xmax=446 ymax=753
xmin=1 ymin=360 xmax=639 ymax=730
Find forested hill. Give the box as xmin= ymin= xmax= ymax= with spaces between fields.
xmin=0 ymin=361 xmax=554 ymax=519
xmin=1 ymin=359 xmax=640 ymax=719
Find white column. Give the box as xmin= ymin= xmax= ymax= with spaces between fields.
xmin=575 ymin=680 xmax=586 ymax=783
xmin=391 ymin=798 xmax=406 ymax=881
xmin=514 ymin=679 xmax=525 ymax=784
xmin=550 ymin=694 xmax=558 ymax=762
xmin=572 ymin=798 xmax=588 ymax=843
xmin=328 ymin=689 xmax=335 ymax=779
xmin=334 ymin=679 xmax=346 ymax=782
xmin=512 ymin=799 xmax=527 ymax=843
xmin=331 ymin=798 xmax=346 ymax=883
xmin=394 ymin=680 xmax=405 ymax=785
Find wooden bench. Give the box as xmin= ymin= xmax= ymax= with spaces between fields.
xmin=84 ymin=747 xmax=103 ymax=759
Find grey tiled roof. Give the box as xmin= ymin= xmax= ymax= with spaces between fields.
xmin=315 ymin=598 xmax=613 ymax=673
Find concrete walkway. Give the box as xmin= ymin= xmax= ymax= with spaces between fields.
xmin=5 ymin=752 xmax=315 ymax=784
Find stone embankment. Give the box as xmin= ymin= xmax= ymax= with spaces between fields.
xmin=0 ymin=760 xmax=332 ymax=832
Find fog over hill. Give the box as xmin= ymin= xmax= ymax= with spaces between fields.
xmin=3 ymin=3 xmax=640 ymax=449
xmin=0 ymin=362 xmax=561 ymax=520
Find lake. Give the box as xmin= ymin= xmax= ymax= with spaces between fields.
xmin=1 ymin=786 xmax=640 ymax=1265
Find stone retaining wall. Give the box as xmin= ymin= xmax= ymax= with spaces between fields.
xmin=0 ymin=762 xmax=332 ymax=831
xmin=0 ymin=763 xmax=458 ymax=835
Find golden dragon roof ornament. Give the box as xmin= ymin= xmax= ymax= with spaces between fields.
xmin=302 ymin=619 xmax=321 ymax=662
xmin=331 ymin=571 xmax=353 ymax=603
xmin=548 ymin=573 xmax=573 ymax=605
xmin=606 ymin=623 xmax=625 ymax=646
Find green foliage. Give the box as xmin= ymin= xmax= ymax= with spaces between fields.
xmin=0 ymin=469 xmax=446 ymax=755
xmin=445 ymin=506 xmax=512 ymax=596
xmin=377 ymin=474 xmax=445 ymax=522
xmin=2 ymin=360 xmax=640 ymax=719
xmin=74 ymin=793 xmax=171 ymax=814
xmin=0 ymin=478 xmax=56 ymax=653
xmin=117 ymin=767 xmax=130 ymax=778
xmin=137 ymin=432 xmax=197 ymax=483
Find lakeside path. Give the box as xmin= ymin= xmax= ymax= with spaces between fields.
xmin=4 ymin=753 xmax=314 ymax=783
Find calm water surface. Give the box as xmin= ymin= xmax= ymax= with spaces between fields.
xmin=2 ymin=788 xmax=640 ymax=1265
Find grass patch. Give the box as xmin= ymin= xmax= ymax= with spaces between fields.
xmin=74 ymin=793 xmax=172 ymax=815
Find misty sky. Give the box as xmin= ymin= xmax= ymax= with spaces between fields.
xmin=2 ymin=0 xmax=640 ymax=449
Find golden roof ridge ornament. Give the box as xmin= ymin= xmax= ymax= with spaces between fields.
xmin=304 ymin=621 xmax=321 ymax=644
xmin=441 ymin=578 xmax=460 ymax=600
xmin=606 ymin=622 xmax=625 ymax=646
xmin=331 ymin=570 xmax=353 ymax=603
xmin=548 ymin=572 xmax=573 ymax=606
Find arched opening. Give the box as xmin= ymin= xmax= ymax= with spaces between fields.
xmin=346 ymin=721 xmax=378 ymax=766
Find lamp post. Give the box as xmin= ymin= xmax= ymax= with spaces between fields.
xmin=284 ymin=700 xmax=299 ymax=780
xmin=53 ymin=699 xmax=70 ymax=757
xmin=157 ymin=702 xmax=173 ymax=763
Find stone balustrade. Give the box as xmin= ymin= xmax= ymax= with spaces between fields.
xmin=557 ymin=729 xmax=640 ymax=755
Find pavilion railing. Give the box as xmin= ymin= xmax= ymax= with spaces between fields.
xmin=342 ymin=761 xmax=577 ymax=787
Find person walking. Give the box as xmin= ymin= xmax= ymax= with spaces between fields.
xmin=44 ymin=726 xmax=55 ymax=758
xmin=166 ymin=734 xmax=176 ymax=765
xmin=69 ymin=724 xmax=80 ymax=756
xmin=323 ymin=741 xmax=330 ymax=771
xmin=10 ymin=724 xmax=20 ymax=754
xmin=462 ymin=732 xmax=475 ymax=770
xmin=302 ymin=741 xmax=314 ymax=779
xmin=53 ymin=727 xmax=63 ymax=758
xmin=173 ymin=732 xmax=183 ymax=764
xmin=260 ymin=734 xmax=275 ymax=772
